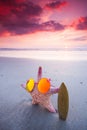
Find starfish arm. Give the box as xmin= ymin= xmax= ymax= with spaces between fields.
xmin=44 ymin=102 xmax=56 ymax=113
xmin=47 ymin=87 xmax=59 ymax=95
xmin=32 ymin=99 xmax=38 ymax=105
xmin=37 ymin=66 xmax=42 ymax=82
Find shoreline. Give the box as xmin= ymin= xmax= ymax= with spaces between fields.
xmin=0 ymin=50 xmax=87 ymax=61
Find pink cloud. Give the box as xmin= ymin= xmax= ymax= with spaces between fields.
xmin=0 ymin=5 xmax=11 ymax=16
xmin=45 ymin=0 xmax=68 ymax=10
xmin=71 ymin=16 xmax=87 ymax=30
xmin=0 ymin=0 xmax=65 ymax=36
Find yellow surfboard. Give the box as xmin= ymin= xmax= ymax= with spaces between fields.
xmin=58 ymin=82 xmax=69 ymax=120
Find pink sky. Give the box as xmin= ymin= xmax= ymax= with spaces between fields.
xmin=0 ymin=0 xmax=87 ymax=49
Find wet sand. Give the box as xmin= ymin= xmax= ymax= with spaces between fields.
xmin=0 ymin=57 xmax=87 ymax=130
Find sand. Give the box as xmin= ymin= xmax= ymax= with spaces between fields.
xmin=0 ymin=57 xmax=87 ymax=130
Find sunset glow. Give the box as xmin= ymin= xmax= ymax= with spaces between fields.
xmin=0 ymin=0 xmax=87 ymax=50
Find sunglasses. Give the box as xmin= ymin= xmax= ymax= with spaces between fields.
xmin=26 ymin=78 xmax=50 ymax=94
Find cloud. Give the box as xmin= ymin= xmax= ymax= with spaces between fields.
xmin=71 ymin=16 xmax=87 ymax=30
xmin=73 ymin=36 xmax=87 ymax=41
xmin=67 ymin=36 xmax=87 ymax=42
xmin=0 ymin=0 xmax=43 ymax=36
xmin=0 ymin=0 xmax=42 ymax=17
xmin=45 ymin=0 xmax=67 ymax=10
xmin=0 ymin=0 xmax=65 ymax=36
xmin=0 ymin=20 xmax=65 ymax=36
xmin=41 ymin=21 xmax=65 ymax=31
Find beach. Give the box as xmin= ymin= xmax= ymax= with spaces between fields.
xmin=0 ymin=56 xmax=87 ymax=130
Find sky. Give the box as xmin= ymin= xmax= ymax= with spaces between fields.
xmin=0 ymin=0 xmax=87 ymax=50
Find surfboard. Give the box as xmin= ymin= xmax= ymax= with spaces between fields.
xmin=58 ymin=82 xmax=69 ymax=120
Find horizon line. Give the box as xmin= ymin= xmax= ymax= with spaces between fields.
xmin=0 ymin=47 xmax=87 ymax=51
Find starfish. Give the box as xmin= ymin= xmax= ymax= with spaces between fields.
xmin=21 ymin=66 xmax=59 ymax=113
